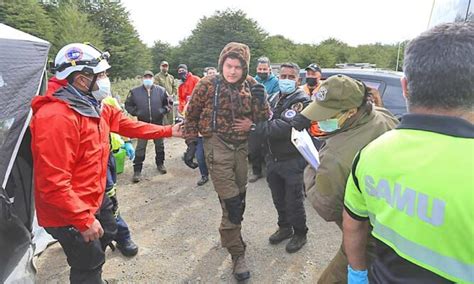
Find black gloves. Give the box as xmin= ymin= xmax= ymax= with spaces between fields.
xmin=290 ymin=113 xmax=312 ymax=131
xmin=183 ymin=140 xmax=198 ymax=169
xmin=251 ymin=83 xmax=266 ymax=105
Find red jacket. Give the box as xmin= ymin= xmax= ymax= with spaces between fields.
xmin=178 ymin=72 xmax=200 ymax=114
xmin=31 ymin=80 xmax=172 ymax=232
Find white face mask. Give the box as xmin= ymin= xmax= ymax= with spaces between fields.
xmin=91 ymin=77 xmax=111 ymax=101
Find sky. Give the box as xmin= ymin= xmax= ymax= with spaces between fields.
xmin=121 ymin=0 xmax=434 ymax=47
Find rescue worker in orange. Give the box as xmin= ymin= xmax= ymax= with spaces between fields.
xmin=31 ymin=43 xmax=182 ymax=284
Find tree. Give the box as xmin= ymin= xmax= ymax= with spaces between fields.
xmin=84 ymin=0 xmax=151 ymax=79
xmin=0 ymin=0 xmax=54 ymax=43
xmin=150 ymin=40 xmax=173 ymax=74
xmin=262 ymin=35 xmax=299 ymax=64
xmin=315 ymin=38 xmax=352 ymax=68
xmin=51 ymin=2 xmax=104 ymax=56
xmin=175 ymin=9 xmax=268 ymax=75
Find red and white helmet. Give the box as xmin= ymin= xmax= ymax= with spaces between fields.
xmin=53 ymin=43 xmax=111 ymax=80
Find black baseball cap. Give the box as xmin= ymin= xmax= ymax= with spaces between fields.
xmin=143 ymin=70 xmax=154 ymax=77
xmin=305 ymin=63 xmax=321 ymax=73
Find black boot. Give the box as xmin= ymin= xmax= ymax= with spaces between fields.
xmin=157 ymin=164 xmax=167 ymax=174
xmin=269 ymin=226 xmax=293 ymax=244
xmin=116 ymin=239 xmax=139 ymax=257
xmin=285 ymin=233 xmax=307 ymax=253
xmin=197 ymin=176 xmax=209 ymax=186
xmin=132 ymin=172 xmax=141 ymax=183
xmin=248 ymin=173 xmax=262 ymax=183
xmin=232 ymin=255 xmax=250 ymax=281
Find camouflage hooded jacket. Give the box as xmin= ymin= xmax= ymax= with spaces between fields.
xmin=184 ymin=42 xmax=270 ymax=143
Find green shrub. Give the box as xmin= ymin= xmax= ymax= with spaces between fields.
xmin=111 ymin=77 xmax=141 ymax=103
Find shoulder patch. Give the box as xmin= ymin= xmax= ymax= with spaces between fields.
xmin=284 ymin=109 xmax=297 ymax=119
xmin=291 ymin=102 xmax=304 ymax=112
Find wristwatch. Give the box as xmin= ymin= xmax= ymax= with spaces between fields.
xmin=250 ymin=123 xmax=256 ymax=131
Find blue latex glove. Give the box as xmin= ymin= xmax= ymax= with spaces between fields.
xmin=123 ymin=142 xmax=135 ymax=160
xmin=348 ymin=265 xmax=368 ymax=284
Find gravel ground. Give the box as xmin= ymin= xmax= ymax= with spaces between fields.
xmin=35 ymin=138 xmax=340 ymax=283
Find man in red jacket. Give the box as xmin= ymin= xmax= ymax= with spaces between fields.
xmin=177 ymin=64 xmax=200 ymax=116
xmin=31 ymin=43 xmax=182 ymax=284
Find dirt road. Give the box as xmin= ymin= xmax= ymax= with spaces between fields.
xmin=35 ymin=138 xmax=341 ymax=283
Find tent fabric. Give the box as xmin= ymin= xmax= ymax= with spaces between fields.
xmin=0 ymin=23 xmax=50 ymax=283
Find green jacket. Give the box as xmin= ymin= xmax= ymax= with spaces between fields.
xmin=155 ymin=71 xmax=177 ymax=98
xmin=305 ymin=106 xmax=399 ymax=224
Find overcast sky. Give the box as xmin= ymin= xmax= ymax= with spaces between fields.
xmin=121 ymin=0 xmax=434 ymax=47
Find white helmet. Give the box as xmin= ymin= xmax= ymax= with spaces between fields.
xmin=53 ymin=43 xmax=111 ymax=80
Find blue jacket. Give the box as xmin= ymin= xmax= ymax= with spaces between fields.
xmin=255 ymin=73 xmax=280 ymax=99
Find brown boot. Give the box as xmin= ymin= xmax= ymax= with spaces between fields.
xmin=231 ymin=255 xmax=250 ymax=281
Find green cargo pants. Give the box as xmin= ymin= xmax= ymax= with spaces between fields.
xmin=317 ymin=221 xmax=376 ymax=284
xmin=204 ymin=135 xmax=248 ymax=257
xmin=163 ymin=109 xmax=174 ymax=125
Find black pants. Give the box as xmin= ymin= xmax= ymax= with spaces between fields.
xmin=133 ymin=138 xmax=165 ymax=173
xmin=248 ymin=131 xmax=265 ymax=175
xmin=266 ymin=156 xmax=308 ymax=234
xmin=45 ymin=196 xmax=117 ymax=284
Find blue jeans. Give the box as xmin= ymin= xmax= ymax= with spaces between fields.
xmin=106 ymin=154 xmax=132 ymax=244
xmin=196 ymin=137 xmax=208 ymax=177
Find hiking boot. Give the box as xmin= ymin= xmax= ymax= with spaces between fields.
xmin=197 ymin=176 xmax=209 ymax=186
xmin=285 ymin=233 xmax=307 ymax=253
xmin=231 ymin=255 xmax=250 ymax=281
xmin=269 ymin=227 xmax=293 ymax=244
xmin=248 ymin=173 xmax=262 ymax=183
xmin=132 ymin=172 xmax=141 ymax=183
xmin=157 ymin=164 xmax=167 ymax=174
xmin=116 ymin=239 xmax=138 ymax=257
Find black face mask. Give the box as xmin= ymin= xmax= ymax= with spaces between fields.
xmin=257 ymin=72 xmax=269 ymax=81
xmin=178 ymin=72 xmax=187 ymax=81
xmin=306 ymin=77 xmax=318 ymax=87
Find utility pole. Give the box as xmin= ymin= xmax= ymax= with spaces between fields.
xmin=396 ymin=41 xmax=402 ymax=71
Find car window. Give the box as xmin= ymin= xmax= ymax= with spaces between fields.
xmin=382 ymin=84 xmax=407 ymax=119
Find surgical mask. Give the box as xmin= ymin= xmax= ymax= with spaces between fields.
xmin=257 ymin=72 xmax=269 ymax=81
xmin=317 ymin=118 xmax=340 ymax=133
xmin=143 ymin=78 xmax=153 ymax=88
xmin=279 ymin=79 xmax=296 ymax=94
xmin=318 ymin=111 xmax=352 ymax=132
xmin=91 ymin=77 xmax=111 ymax=102
xmin=306 ymin=77 xmax=318 ymax=87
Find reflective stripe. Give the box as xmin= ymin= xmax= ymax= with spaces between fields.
xmin=369 ymin=213 xmax=474 ymax=283
xmin=106 ymin=185 xmax=116 ymax=198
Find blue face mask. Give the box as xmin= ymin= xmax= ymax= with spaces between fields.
xmin=317 ymin=118 xmax=340 ymax=133
xmin=143 ymin=78 xmax=153 ymax=88
xmin=279 ymin=79 xmax=296 ymax=94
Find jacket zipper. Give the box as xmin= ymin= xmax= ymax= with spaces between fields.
xmin=98 ymin=123 xmax=104 ymax=191
xmin=148 ymin=88 xmax=152 ymax=122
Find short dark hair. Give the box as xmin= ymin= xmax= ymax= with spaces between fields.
xmin=280 ymin=62 xmax=300 ymax=77
xmin=257 ymin=56 xmax=270 ymax=65
xmin=403 ymin=22 xmax=474 ymax=110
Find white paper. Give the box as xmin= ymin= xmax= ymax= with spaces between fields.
xmin=291 ymin=128 xmax=320 ymax=170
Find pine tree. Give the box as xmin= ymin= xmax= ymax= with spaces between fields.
xmin=51 ymin=2 xmax=104 ymax=56
xmin=0 ymin=0 xmax=54 ymax=43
